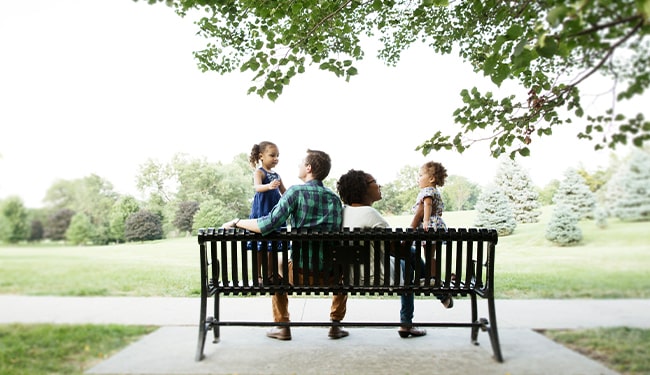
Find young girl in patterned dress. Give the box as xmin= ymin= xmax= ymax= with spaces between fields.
xmin=248 ymin=141 xmax=287 ymax=282
xmin=413 ymin=161 xmax=448 ymax=232
xmin=410 ymin=161 xmax=453 ymax=308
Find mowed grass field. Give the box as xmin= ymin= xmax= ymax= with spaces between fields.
xmin=1 ymin=206 xmax=649 ymax=299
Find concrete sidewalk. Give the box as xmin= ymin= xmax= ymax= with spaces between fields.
xmin=3 ymin=296 xmax=650 ymax=375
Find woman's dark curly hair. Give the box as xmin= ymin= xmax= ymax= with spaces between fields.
xmin=337 ymin=169 xmax=368 ymax=205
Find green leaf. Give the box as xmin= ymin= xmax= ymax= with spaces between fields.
xmin=483 ymin=54 xmax=498 ymax=75
xmin=513 ymin=38 xmax=527 ymax=57
xmin=491 ymin=64 xmax=510 ymax=85
xmin=505 ymin=25 xmax=523 ymax=40
xmin=546 ymin=5 xmax=568 ymax=27
xmin=512 ymin=49 xmax=533 ymax=70
xmin=537 ymin=37 xmax=558 ymax=58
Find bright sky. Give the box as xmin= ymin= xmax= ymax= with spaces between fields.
xmin=0 ymin=0 xmax=639 ymax=208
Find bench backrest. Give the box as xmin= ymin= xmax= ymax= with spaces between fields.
xmin=197 ymin=227 xmax=498 ymax=297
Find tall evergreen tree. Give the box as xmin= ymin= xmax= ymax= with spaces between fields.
xmin=493 ymin=158 xmax=541 ymax=223
xmin=553 ymin=168 xmax=596 ymax=220
xmin=608 ymin=149 xmax=650 ymax=222
xmin=474 ymin=184 xmax=516 ymax=236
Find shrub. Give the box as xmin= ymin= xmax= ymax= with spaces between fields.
xmin=66 ymin=213 xmax=95 ymax=245
xmin=29 ymin=219 xmax=44 ymax=242
xmin=173 ymin=201 xmax=200 ymax=235
xmin=124 ymin=210 xmax=163 ymax=242
xmin=44 ymin=208 xmax=75 ymax=241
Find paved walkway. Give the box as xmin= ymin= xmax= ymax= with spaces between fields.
xmin=3 ymin=296 xmax=650 ymax=375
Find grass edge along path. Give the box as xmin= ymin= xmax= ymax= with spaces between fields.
xmin=0 ymin=323 xmax=156 ymax=375
xmin=0 ymin=324 xmax=649 ymax=375
xmin=542 ymin=327 xmax=650 ymax=375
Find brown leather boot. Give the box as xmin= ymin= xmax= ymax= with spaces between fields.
xmin=398 ymin=326 xmax=427 ymax=338
xmin=328 ymin=322 xmax=349 ymax=339
xmin=266 ymin=326 xmax=291 ymax=340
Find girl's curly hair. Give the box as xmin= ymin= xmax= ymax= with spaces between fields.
xmin=421 ymin=161 xmax=448 ymax=187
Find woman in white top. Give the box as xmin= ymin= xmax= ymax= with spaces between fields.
xmin=336 ymin=169 xmax=426 ymax=338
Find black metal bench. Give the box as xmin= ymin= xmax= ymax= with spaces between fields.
xmin=196 ymin=227 xmax=503 ymax=362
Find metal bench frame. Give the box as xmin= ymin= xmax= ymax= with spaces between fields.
xmin=196 ymin=227 xmax=503 ymax=362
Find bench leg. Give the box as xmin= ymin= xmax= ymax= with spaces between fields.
xmin=470 ymin=293 xmax=479 ymax=344
xmin=213 ymin=293 xmax=221 ymax=343
xmin=195 ymin=288 xmax=209 ymax=361
xmin=486 ymin=297 xmax=504 ymax=362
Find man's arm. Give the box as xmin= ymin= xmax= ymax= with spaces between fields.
xmin=222 ymin=218 xmax=262 ymax=233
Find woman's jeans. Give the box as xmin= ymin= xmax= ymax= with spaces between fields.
xmin=399 ymin=246 xmax=422 ymax=324
xmin=400 ymin=245 xmax=445 ymax=324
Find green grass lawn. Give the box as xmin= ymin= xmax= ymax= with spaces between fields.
xmin=1 ymin=207 xmax=648 ymax=298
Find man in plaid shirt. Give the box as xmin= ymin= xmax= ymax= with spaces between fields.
xmin=222 ymin=149 xmax=347 ymax=341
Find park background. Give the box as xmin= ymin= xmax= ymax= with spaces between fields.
xmin=0 ymin=0 xmax=643 ymax=210
xmin=1 ymin=2 xmax=649 ymax=374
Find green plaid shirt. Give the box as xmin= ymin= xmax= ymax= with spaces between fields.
xmin=258 ymin=179 xmax=342 ymax=233
xmin=258 ymin=179 xmax=342 ymax=270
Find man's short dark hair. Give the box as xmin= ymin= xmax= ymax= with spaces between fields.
xmin=305 ymin=149 xmax=331 ymax=181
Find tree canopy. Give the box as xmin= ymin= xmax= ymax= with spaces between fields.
xmin=146 ymin=0 xmax=649 ymax=159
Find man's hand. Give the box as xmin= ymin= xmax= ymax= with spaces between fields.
xmin=222 ymin=219 xmax=239 ymax=229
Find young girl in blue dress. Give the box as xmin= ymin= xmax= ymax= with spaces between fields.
xmin=248 ymin=141 xmax=287 ymax=282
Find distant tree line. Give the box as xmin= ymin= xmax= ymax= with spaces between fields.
xmin=1 ymin=149 xmax=648 ymax=246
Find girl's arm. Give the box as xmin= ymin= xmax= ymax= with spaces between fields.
xmin=253 ymin=169 xmax=281 ymax=192
xmin=422 ymin=196 xmax=433 ymax=231
xmin=253 ymin=169 xmax=265 ymax=192
xmin=409 ymin=202 xmax=424 ymax=229
xmin=278 ymin=179 xmax=287 ymax=194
